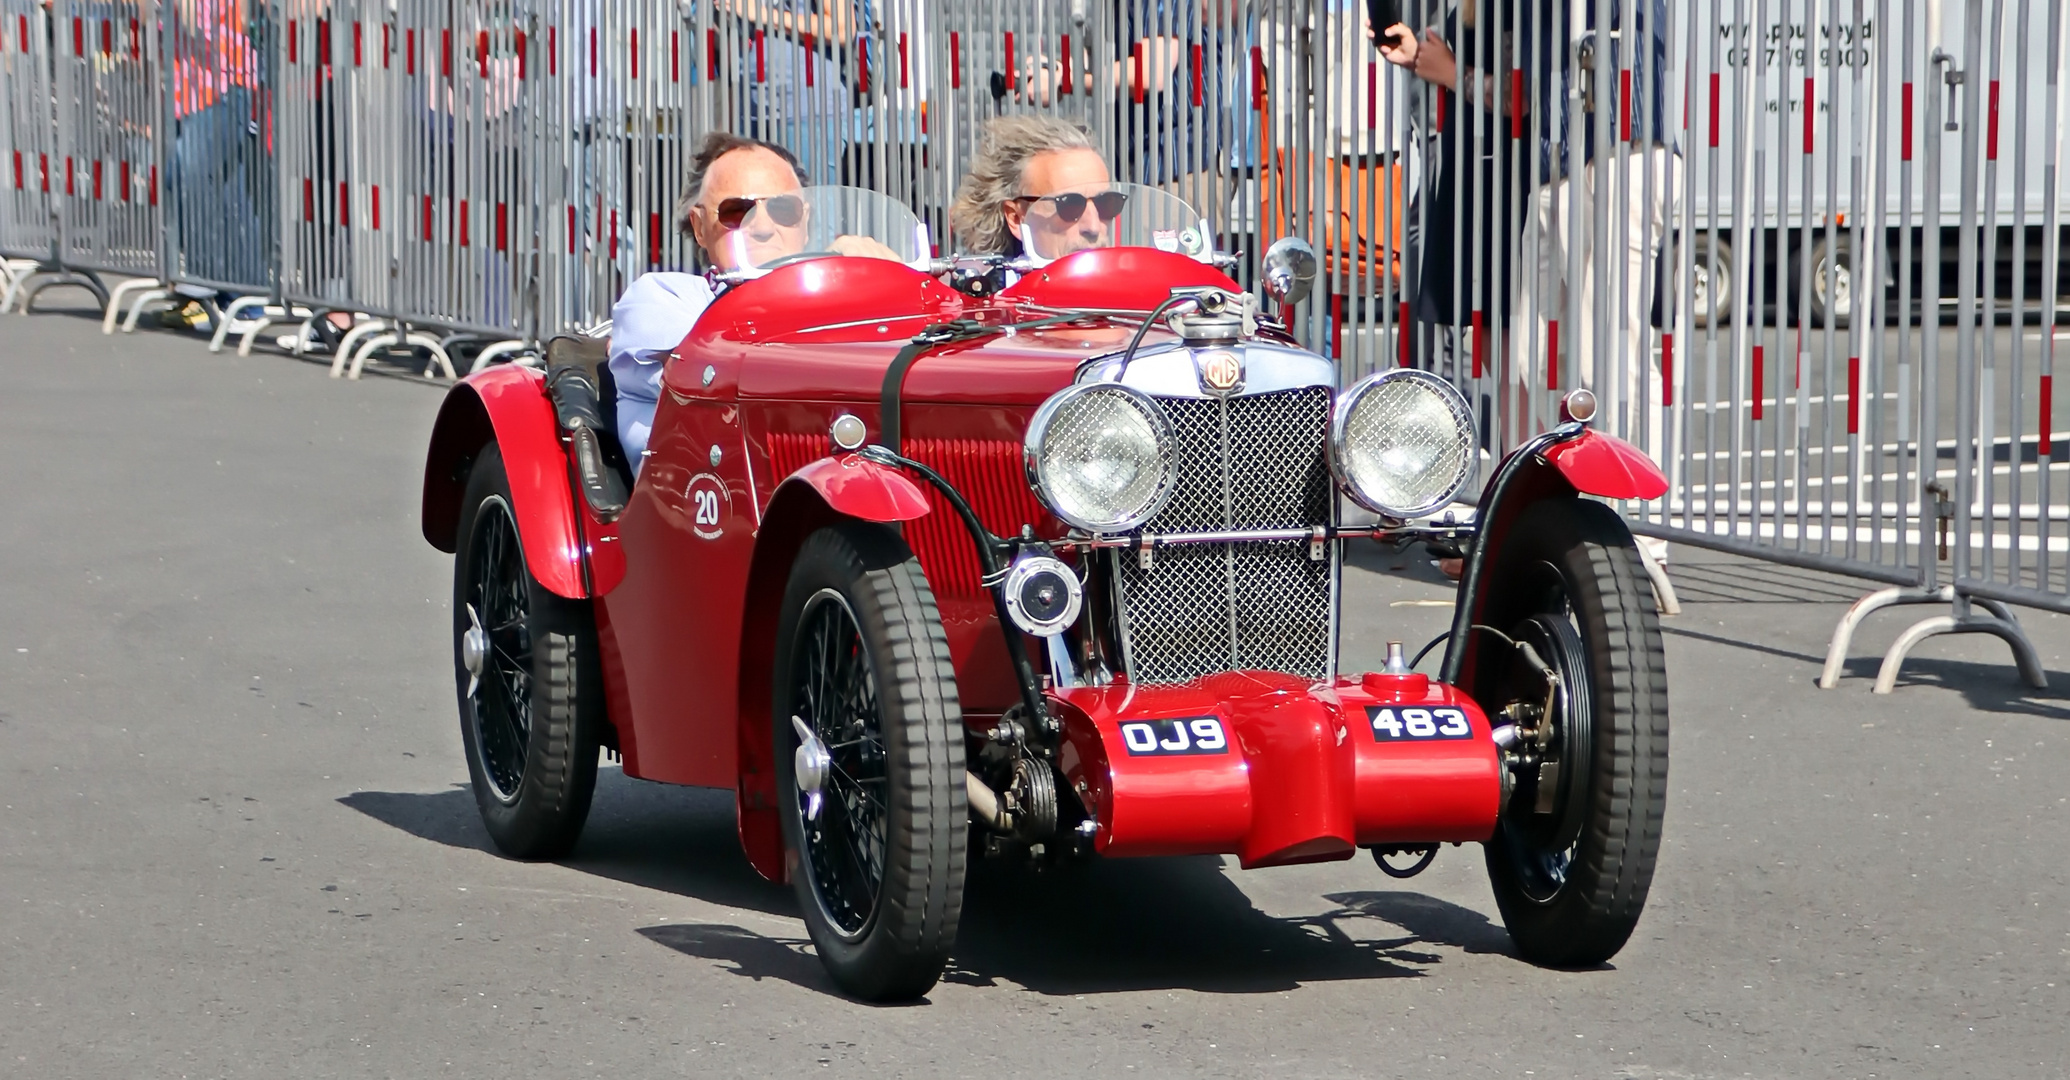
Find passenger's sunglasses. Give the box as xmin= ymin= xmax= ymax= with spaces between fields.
xmin=1012 ymin=190 xmax=1128 ymax=224
xmin=711 ymin=193 xmax=805 ymax=230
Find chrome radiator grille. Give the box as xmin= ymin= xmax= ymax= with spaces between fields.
xmin=1114 ymin=386 xmax=1335 ymax=684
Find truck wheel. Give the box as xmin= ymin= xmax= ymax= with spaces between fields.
xmin=1806 ymin=233 xmax=1855 ymax=328
xmin=772 ymin=523 xmax=966 ymax=1001
xmin=452 ymin=443 xmax=601 ymax=859
xmin=1689 ymin=235 xmax=1733 ymax=329
xmin=1476 ymin=499 xmax=1668 ymax=968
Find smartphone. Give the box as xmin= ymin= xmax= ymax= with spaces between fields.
xmin=1367 ymin=0 xmax=1406 ymax=47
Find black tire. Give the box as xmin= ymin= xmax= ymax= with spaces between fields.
xmin=772 ymin=523 xmax=966 ymax=1002
xmin=1689 ymin=234 xmax=1733 ymax=329
xmin=452 ymin=443 xmax=601 ymax=859
xmin=1805 ymin=232 xmax=1855 ymax=328
xmin=1474 ymin=499 xmax=1669 ymax=968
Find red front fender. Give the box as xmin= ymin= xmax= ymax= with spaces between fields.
xmin=421 ymin=366 xmax=589 ymax=600
xmin=774 ymin=454 xmax=933 ymax=522
xmin=1542 ymin=428 xmax=1669 ymax=500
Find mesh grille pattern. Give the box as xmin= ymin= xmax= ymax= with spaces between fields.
xmin=1117 ymin=387 xmax=1334 ymax=683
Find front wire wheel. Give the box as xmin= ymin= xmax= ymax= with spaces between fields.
xmin=773 ymin=524 xmax=966 ymax=1001
xmin=1477 ymin=499 xmax=1669 ymax=967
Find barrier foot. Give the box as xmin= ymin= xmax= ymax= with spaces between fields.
xmin=1871 ymin=610 xmax=2049 ymax=695
xmin=209 ymin=296 xmax=273 ymax=353
xmin=469 ymin=339 xmax=532 ymax=374
xmin=103 ymin=279 xmax=162 ymax=334
xmin=409 ymin=334 xmax=457 ymax=380
xmin=1817 ymin=584 xmax=1948 ymax=689
xmin=332 ymin=320 xmax=388 ymax=377
xmin=1632 ymin=539 xmax=1680 ymax=616
xmin=120 ymin=288 xmax=173 ymax=332
xmin=236 ymin=307 xmax=311 ymax=357
xmin=18 ymin=270 xmax=109 ymax=315
xmin=0 ymin=258 xmax=37 ymax=295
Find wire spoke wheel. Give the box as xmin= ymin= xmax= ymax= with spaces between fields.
xmin=772 ymin=523 xmax=965 ymax=1002
xmin=465 ymin=496 xmax=532 ymax=803
xmin=450 ymin=443 xmax=600 ymax=860
xmin=791 ymin=590 xmax=890 ymax=937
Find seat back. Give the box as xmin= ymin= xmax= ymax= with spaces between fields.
xmin=543 ymin=334 xmax=632 ymax=491
xmin=545 ymin=334 xmax=611 ymax=384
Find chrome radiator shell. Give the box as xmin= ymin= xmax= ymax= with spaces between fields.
xmin=1110 ymin=383 xmax=1338 ymax=684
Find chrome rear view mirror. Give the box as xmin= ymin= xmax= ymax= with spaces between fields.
xmin=1261 ymin=237 xmax=1318 ymax=309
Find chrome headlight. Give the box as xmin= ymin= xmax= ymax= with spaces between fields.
xmin=1330 ymin=370 xmax=1478 ymax=518
xmin=1024 ymin=383 xmax=1175 ymax=534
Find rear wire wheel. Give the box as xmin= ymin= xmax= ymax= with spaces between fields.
xmin=1477 ymin=499 xmax=1669 ymax=967
xmin=452 ymin=443 xmax=601 ymax=859
xmin=773 ymin=524 xmax=966 ymax=1001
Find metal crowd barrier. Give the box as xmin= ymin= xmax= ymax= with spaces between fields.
xmin=1630 ymin=0 xmax=2065 ymax=692
xmin=1 ymin=0 xmax=65 ymax=308
xmin=50 ymin=0 xmax=162 ymax=293
xmin=3 ymin=0 xmax=2068 ymax=692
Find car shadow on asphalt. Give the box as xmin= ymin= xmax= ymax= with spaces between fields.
xmin=637 ymin=857 xmax=1517 ymax=999
xmin=1660 ymin=623 xmax=2070 ymax=720
xmin=347 ymin=772 xmax=1517 ymax=999
xmin=338 ymin=769 xmax=795 ymax=917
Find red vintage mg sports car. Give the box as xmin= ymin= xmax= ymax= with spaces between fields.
xmin=419 ymin=188 xmax=1670 ymax=1000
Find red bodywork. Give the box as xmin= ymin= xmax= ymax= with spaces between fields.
xmin=1544 ymin=428 xmax=1670 ymax=500
xmin=422 ymin=248 xmax=1617 ymax=880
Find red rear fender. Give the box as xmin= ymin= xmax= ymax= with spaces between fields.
xmin=421 ymin=367 xmax=588 ymax=600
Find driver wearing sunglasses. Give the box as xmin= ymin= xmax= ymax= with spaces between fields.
xmin=952 ymin=115 xmax=1123 ymax=267
xmin=608 ymin=133 xmax=903 ymax=478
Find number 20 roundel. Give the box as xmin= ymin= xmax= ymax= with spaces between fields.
xmin=683 ymin=472 xmax=728 ymax=540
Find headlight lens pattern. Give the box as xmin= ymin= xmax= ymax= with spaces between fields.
xmin=1333 ymin=370 xmax=1477 ymax=518
xmin=1026 ymin=385 xmax=1174 ymax=533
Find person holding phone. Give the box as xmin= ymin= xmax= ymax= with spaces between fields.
xmin=1369 ymin=1 xmax=1522 ymax=360
xmin=1379 ymin=0 xmax=1678 ymax=465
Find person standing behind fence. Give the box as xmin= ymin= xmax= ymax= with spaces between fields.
xmin=1116 ymin=0 xmax=1240 ymax=230
xmin=1381 ymin=0 xmax=1675 ymax=455
xmin=1374 ymin=2 xmax=1523 ymax=364
xmin=724 ymin=0 xmax=864 ymax=186
xmin=168 ymin=0 xmax=269 ymax=310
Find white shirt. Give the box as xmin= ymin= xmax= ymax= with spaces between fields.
xmin=608 ymin=272 xmax=717 ymax=475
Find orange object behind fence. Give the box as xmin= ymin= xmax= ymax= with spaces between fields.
xmin=1257 ymin=101 xmax=1404 ymax=296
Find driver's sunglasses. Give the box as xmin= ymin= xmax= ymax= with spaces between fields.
xmin=1013 ymin=190 xmax=1128 ymax=224
xmin=712 ymin=193 xmax=805 ymax=230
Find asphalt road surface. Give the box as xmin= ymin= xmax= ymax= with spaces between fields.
xmin=4 ymin=297 xmax=2067 ymax=1079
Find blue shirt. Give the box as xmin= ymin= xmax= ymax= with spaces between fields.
xmin=609 ymin=272 xmax=717 ymax=475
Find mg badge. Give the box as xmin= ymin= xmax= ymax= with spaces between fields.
xmin=1197 ymin=349 xmax=1243 ymax=394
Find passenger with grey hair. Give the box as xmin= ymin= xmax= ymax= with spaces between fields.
xmin=949 ymin=116 xmax=1118 ymax=266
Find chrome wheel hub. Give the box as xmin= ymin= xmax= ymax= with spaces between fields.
xmin=461 ymin=604 xmax=489 ymax=692
xmin=792 ymin=715 xmax=832 ymax=821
